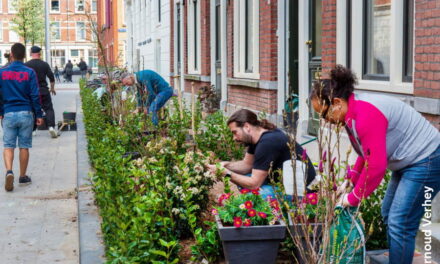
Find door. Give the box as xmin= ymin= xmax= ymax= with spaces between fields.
xmin=307 ymin=0 xmax=322 ymax=136
xmin=286 ymin=0 xmax=299 ymax=129
xmin=214 ymin=0 xmax=221 ymax=94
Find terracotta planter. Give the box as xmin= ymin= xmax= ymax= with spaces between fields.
xmin=215 ymin=215 xmax=286 ymax=264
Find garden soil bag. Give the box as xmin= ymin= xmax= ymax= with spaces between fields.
xmin=326 ymin=206 xmax=366 ymax=264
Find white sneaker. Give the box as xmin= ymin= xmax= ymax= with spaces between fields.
xmin=49 ymin=127 xmax=58 ymax=138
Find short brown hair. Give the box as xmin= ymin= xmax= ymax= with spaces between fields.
xmin=227 ymin=109 xmax=276 ymax=130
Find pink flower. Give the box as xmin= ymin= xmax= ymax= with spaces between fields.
xmin=211 ymin=208 xmax=218 ymax=215
xmin=251 ymin=189 xmax=260 ymax=195
xmin=240 ymin=188 xmax=251 ymax=194
xmin=269 ymin=199 xmax=280 ymax=211
xmin=243 ymin=218 xmax=252 ymax=227
xmin=345 ymin=166 xmax=352 ymax=179
xmin=319 ymin=160 xmax=324 ymax=173
xmin=330 ymin=157 xmax=336 ymax=172
xmin=304 ymin=193 xmax=318 ymax=205
xmin=233 ymin=217 xmax=242 ymax=228
xmin=301 ymin=149 xmax=308 ymax=161
xmin=244 ymin=201 xmax=253 ymax=209
xmin=322 ymin=151 xmax=327 ymax=162
xmin=258 ymin=212 xmax=267 ymax=219
xmin=218 ymin=193 xmax=232 ymax=206
xmin=247 ymin=209 xmax=257 ymax=217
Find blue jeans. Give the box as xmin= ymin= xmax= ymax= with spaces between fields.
xmin=149 ymin=89 xmax=173 ymax=126
xmin=381 ymin=146 xmax=440 ymax=264
xmin=239 ymin=173 xmax=279 ymax=200
xmin=2 ymin=111 xmax=34 ymax=149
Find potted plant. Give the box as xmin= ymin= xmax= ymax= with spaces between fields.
xmin=213 ymin=189 xmax=286 ymax=264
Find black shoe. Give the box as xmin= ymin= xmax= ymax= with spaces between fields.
xmin=19 ymin=175 xmax=32 ymax=186
xmin=5 ymin=171 xmax=14 ymax=191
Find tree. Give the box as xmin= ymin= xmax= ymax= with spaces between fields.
xmin=10 ymin=0 xmax=44 ymax=45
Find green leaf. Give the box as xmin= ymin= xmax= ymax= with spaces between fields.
xmin=150 ymin=249 xmax=167 ymax=258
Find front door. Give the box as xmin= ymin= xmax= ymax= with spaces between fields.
xmin=214 ymin=0 xmax=221 ymax=94
xmin=307 ymin=0 xmax=322 ymax=136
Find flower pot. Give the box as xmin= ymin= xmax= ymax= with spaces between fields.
xmin=215 ymin=215 xmax=286 ymax=264
xmin=63 ymin=112 xmax=76 ymax=122
xmin=288 ymin=215 xmax=323 ymax=263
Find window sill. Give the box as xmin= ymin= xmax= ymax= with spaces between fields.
xmin=184 ymin=74 xmax=211 ymax=82
xmin=227 ymin=78 xmax=277 ymax=90
xmin=356 ymin=80 xmax=414 ymax=95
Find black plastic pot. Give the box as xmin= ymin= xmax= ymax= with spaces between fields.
xmin=215 ymin=215 xmax=286 ymax=264
xmin=288 ymin=215 xmax=323 ymax=263
xmin=63 ymin=112 xmax=76 ymax=122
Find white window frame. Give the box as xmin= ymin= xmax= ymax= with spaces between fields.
xmin=187 ymin=0 xmax=201 ymax=74
xmin=50 ymin=0 xmax=60 ymax=13
xmin=0 ymin=22 xmax=3 ymax=41
xmin=155 ymin=39 xmax=161 ymax=73
xmin=8 ymin=0 xmax=17 ymax=14
xmin=91 ymin=0 xmax=97 ymax=13
xmin=0 ymin=0 xmax=2 ymax=12
xmin=233 ymin=0 xmax=259 ymax=79
xmin=76 ymin=22 xmax=86 ymax=41
xmin=339 ymin=0 xmax=413 ymax=94
xmin=9 ymin=22 xmax=19 ymax=42
xmin=51 ymin=21 xmax=61 ymax=41
xmin=75 ymin=0 xmax=85 ymax=13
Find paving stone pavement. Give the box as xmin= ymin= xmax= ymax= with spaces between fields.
xmin=0 ymin=82 xmax=80 ymax=263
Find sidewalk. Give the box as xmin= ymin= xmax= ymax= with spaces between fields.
xmin=0 ymin=83 xmax=80 ymax=263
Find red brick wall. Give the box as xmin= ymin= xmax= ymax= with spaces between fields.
xmin=414 ymin=0 xmax=440 ymax=127
xmin=321 ymin=0 xmax=337 ymax=78
xmin=259 ymin=0 xmax=278 ymax=81
xmin=227 ymin=0 xmax=234 ymax=78
xmin=228 ymin=85 xmax=277 ymax=113
xmin=414 ymin=0 xmax=440 ymax=99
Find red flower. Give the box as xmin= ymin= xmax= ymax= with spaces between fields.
xmin=247 ymin=209 xmax=257 ymax=217
xmin=269 ymin=199 xmax=280 ymax=211
xmin=211 ymin=208 xmax=218 ymax=215
xmin=224 ymin=193 xmax=232 ymax=199
xmin=251 ymin=189 xmax=260 ymax=195
xmin=240 ymin=188 xmax=251 ymax=194
xmin=258 ymin=212 xmax=267 ymax=219
xmin=218 ymin=193 xmax=232 ymax=206
xmin=301 ymin=149 xmax=307 ymax=162
xmin=233 ymin=217 xmax=243 ymax=228
xmin=243 ymin=218 xmax=252 ymax=227
xmin=244 ymin=201 xmax=253 ymax=209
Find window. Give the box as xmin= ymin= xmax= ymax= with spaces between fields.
xmin=363 ymin=0 xmax=391 ymax=80
xmin=155 ymin=39 xmax=161 ymax=73
xmin=51 ymin=22 xmax=61 ymax=40
xmin=188 ymin=0 xmax=201 ymax=73
xmin=76 ymin=0 xmax=85 ymax=12
xmin=92 ymin=0 xmax=97 ymax=12
xmin=8 ymin=0 xmax=16 ymax=13
xmin=51 ymin=0 xmax=59 ymax=12
xmin=157 ymin=0 xmax=161 ymax=23
xmin=0 ymin=0 xmax=2 ymax=12
xmin=402 ymin=0 xmax=414 ymax=82
xmin=0 ymin=51 xmax=2 ymax=65
xmin=176 ymin=3 xmax=182 ymax=74
xmin=71 ymin=49 xmax=79 ymax=57
xmin=76 ymin=22 xmax=86 ymax=41
xmin=88 ymin=49 xmax=98 ymax=68
xmin=51 ymin=49 xmax=66 ymax=68
xmin=9 ymin=23 xmax=19 ymax=42
xmin=0 ymin=22 xmax=3 ymax=41
xmin=234 ymin=0 xmax=259 ymax=79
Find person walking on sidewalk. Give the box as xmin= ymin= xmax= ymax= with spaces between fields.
xmin=121 ymin=70 xmax=174 ymax=126
xmin=0 ymin=43 xmax=43 ymax=191
xmin=54 ymin=66 xmax=61 ymax=82
xmin=77 ymin=58 xmax=88 ymax=79
xmin=25 ymin=46 xmax=58 ymax=138
xmin=64 ymin=60 xmax=73 ymax=82
xmin=310 ymin=65 xmax=440 ymax=264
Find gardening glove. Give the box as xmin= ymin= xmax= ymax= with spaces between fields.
xmin=336 ymin=179 xmax=353 ymax=198
xmin=337 ymin=193 xmax=351 ymax=207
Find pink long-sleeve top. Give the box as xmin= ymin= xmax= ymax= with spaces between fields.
xmin=344 ymin=93 xmax=440 ymax=206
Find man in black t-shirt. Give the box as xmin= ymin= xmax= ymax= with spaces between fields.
xmin=207 ymin=109 xmax=316 ymax=199
xmin=25 ymin=46 xmax=57 ymax=138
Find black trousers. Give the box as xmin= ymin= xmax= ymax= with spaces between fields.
xmin=41 ymin=93 xmax=55 ymax=127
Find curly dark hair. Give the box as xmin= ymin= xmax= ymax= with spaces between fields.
xmin=311 ymin=65 xmax=358 ymax=107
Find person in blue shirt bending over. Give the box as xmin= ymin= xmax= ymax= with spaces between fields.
xmin=121 ymin=70 xmax=173 ymax=126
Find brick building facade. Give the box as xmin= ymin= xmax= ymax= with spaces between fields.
xmin=169 ymin=0 xmax=439 ymax=134
xmin=0 ymin=0 xmax=98 ymax=70
xmin=97 ymin=0 xmax=127 ymax=68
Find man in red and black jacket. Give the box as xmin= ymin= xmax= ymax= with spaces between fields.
xmin=0 ymin=43 xmax=43 ymax=191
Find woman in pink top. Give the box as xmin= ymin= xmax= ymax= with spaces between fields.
xmin=311 ymin=65 xmax=440 ymax=264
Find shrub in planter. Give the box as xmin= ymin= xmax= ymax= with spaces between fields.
xmin=213 ymin=190 xmax=286 ymax=264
